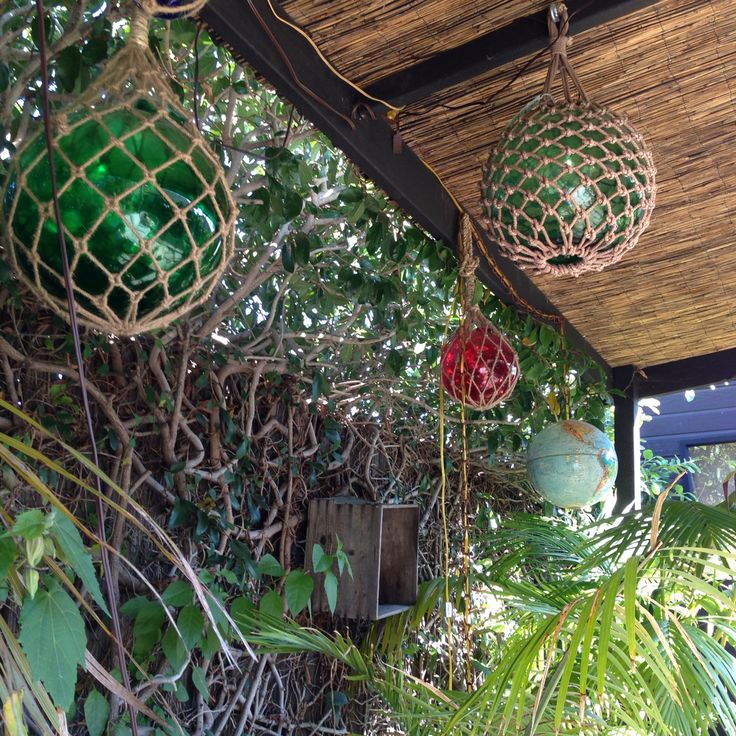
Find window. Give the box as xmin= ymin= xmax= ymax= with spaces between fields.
xmin=688 ymin=442 xmax=736 ymax=505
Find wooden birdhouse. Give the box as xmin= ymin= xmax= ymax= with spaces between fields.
xmin=305 ymin=497 xmax=419 ymax=620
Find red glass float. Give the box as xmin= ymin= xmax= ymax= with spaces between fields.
xmin=441 ymin=318 xmax=520 ymax=410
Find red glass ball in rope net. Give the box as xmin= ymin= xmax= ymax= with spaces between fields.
xmin=440 ymin=323 xmax=520 ymax=409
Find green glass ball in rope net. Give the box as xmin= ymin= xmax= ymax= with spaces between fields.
xmin=1 ymin=20 xmax=235 ymax=336
xmin=481 ymin=96 xmax=656 ymax=277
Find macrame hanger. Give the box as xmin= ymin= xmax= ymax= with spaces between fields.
xmin=543 ymin=3 xmax=589 ymax=103
xmin=458 ymin=213 xmax=480 ymax=321
xmin=129 ymin=8 xmax=152 ymax=47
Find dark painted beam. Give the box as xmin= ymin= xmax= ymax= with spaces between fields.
xmin=199 ymin=0 xmax=611 ymax=379
xmin=637 ymin=348 xmax=736 ymax=397
xmin=613 ymin=365 xmax=640 ymax=513
xmin=365 ymin=0 xmax=665 ymax=108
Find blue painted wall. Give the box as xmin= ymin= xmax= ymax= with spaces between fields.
xmin=640 ymin=382 xmax=736 ymax=460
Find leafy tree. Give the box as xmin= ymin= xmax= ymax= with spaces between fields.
xmin=2 ymin=4 xmax=697 ymax=736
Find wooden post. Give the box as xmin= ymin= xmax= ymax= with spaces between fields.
xmin=613 ymin=366 xmax=640 ymax=513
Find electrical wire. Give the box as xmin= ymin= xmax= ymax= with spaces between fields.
xmin=33 ymin=2 xmax=139 ymax=732
xmin=261 ymin=0 xmax=403 ymax=113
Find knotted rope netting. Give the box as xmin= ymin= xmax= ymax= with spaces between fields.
xmin=2 ymin=4 xmax=235 ymax=335
xmin=440 ymin=215 xmax=520 ymax=410
xmin=481 ymin=2 xmax=656 ymax=277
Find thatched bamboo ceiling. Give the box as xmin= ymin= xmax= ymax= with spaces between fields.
xmin=273 ymin=0 xmax=736 ymax=370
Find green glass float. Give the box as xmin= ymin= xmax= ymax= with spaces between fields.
xmin=481 ymin=3 xmax=656 ymax=277
xmin=2 ymin=10 xmax=235 ymax=335
xmin=527 ymin=419 xmax=618 ymax=509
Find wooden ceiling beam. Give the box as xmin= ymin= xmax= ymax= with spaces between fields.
xmin=200 ymin=0 xmax=612 ymax=379
xmin=365 ymin=0 xmax=665 ymax=108
xmin=634 ymin=350 xmax=736 ymax=398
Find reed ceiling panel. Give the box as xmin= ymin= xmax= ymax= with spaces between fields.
xmin=279 ymin=0 xmax=550 ymax=85
xmin=279 ymin=0 xmax=736 ymax=369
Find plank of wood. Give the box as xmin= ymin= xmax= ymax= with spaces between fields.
xmin=306 ymin=498 xmax=382 ymax=619
xmin=378 ymin=506 xmax=419 ymax=606
xmin=376 ymin=603 xmax=412 ymax=620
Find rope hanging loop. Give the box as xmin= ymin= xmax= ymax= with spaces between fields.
xmin=543 ymin=1 xmax=587 ymax=103
xmin=1 ymin=11 xmax=236 ymax=335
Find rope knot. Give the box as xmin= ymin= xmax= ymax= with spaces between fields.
xmin=550 ymin=32 xmax=571 ymax=58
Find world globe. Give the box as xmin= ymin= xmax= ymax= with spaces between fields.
xmin=527 ymin=419 xmax=618 ymax=508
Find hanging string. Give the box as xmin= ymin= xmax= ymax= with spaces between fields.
xmin=560 ymin=319 xmax=572 ymax=420
xmin=439 ymin=289 xmax=458 ymax=690
xmin=457 ymin=214 xmax=477 ymax=690
xmin=458 ymin=338 xmax=473 ymax=690
xmin=458 ymin=214 xmax=480 ymax=318
xmin=33 ymin=0 xmax=139 ymax=732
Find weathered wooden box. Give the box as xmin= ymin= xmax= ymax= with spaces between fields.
xmin=305 ymin=497 xmax=419 ymax=620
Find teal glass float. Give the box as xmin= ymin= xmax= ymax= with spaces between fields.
xmin=480 ymin=4 xmax=655 ymax=277
xmin=527 ymin=419 xmax=618 ymax=509
xmin=1 ymin=11 xmax=235 ymax=335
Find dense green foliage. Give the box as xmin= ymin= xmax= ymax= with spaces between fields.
xmin=1 ymin=4 xmax=734 ymax=736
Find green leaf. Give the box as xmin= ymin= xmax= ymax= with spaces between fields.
xmin=387 ymin=349 xmax=404 ymax=376
xmin=133 ymin=601 xmax=166 ymax=659
xmin=192 ymin=665 xmax=208 ymax=699
xmin=31 ymin=14 xmax=53 ymax=50
xmin=284 ymin=570 xmax=313 ymax=616
xmin=624 ymin=557 xmax=638 ymax=662
xmin=0 ymin=535 xmax=19 ymax=583
xmin=312 ymin=544 xmax=333 ymax=574
xmin=119 ymin=596 xmax=149 ymax=618
xmin=282 ymin=243 xmax=295 ymax=273
xmin=161 ymin=625 xmax=188 ymax=671
xmin=256 ymin=554 xmax=284 ymax=578
xmin=162 ymin=580 xmax=194 ymax=608
xmin=311 ymin=372 xmax=330 ymax=401
xmin=82 ymin=36 xmax=108 ymax=65
xmin=56 ymin=46 xmax=81 ymax=93
xmin=200 ymin=626 xmax=221 ymax=659
xmin=293 ymin=232 xmax=311 ymax=266
xmin=0 ymin=62 xmax=9 ymax=93
xmin=283 ymin=189 xmax=303 ymax=220
xmin=178 ymin=604 xmax=205 ymax=651
xmin=19 ymin=581 xmax=86 ymax=710
xmin=84 ymin=689 xmax=110 ymax=736
xmin=260 ymin=590 xmax=285 ymax=618
xmin=12 ymin=510 xmax=46 ymax=540
xmin=51 ymin=513 xmax=110 ymax=615
xmin=324 ymin=570 xmax=338 ymax=614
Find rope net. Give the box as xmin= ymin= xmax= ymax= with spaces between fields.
xmin=481 ymin=2 xmax=656 ymax=278
xmin=441 ymin=215 xmax=520 ymax=411
xmin=2 ymin=12 xmax=235 ymax=335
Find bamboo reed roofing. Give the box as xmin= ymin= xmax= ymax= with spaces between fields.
xmin=280 ymin=0 xmax=736 ymax=370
